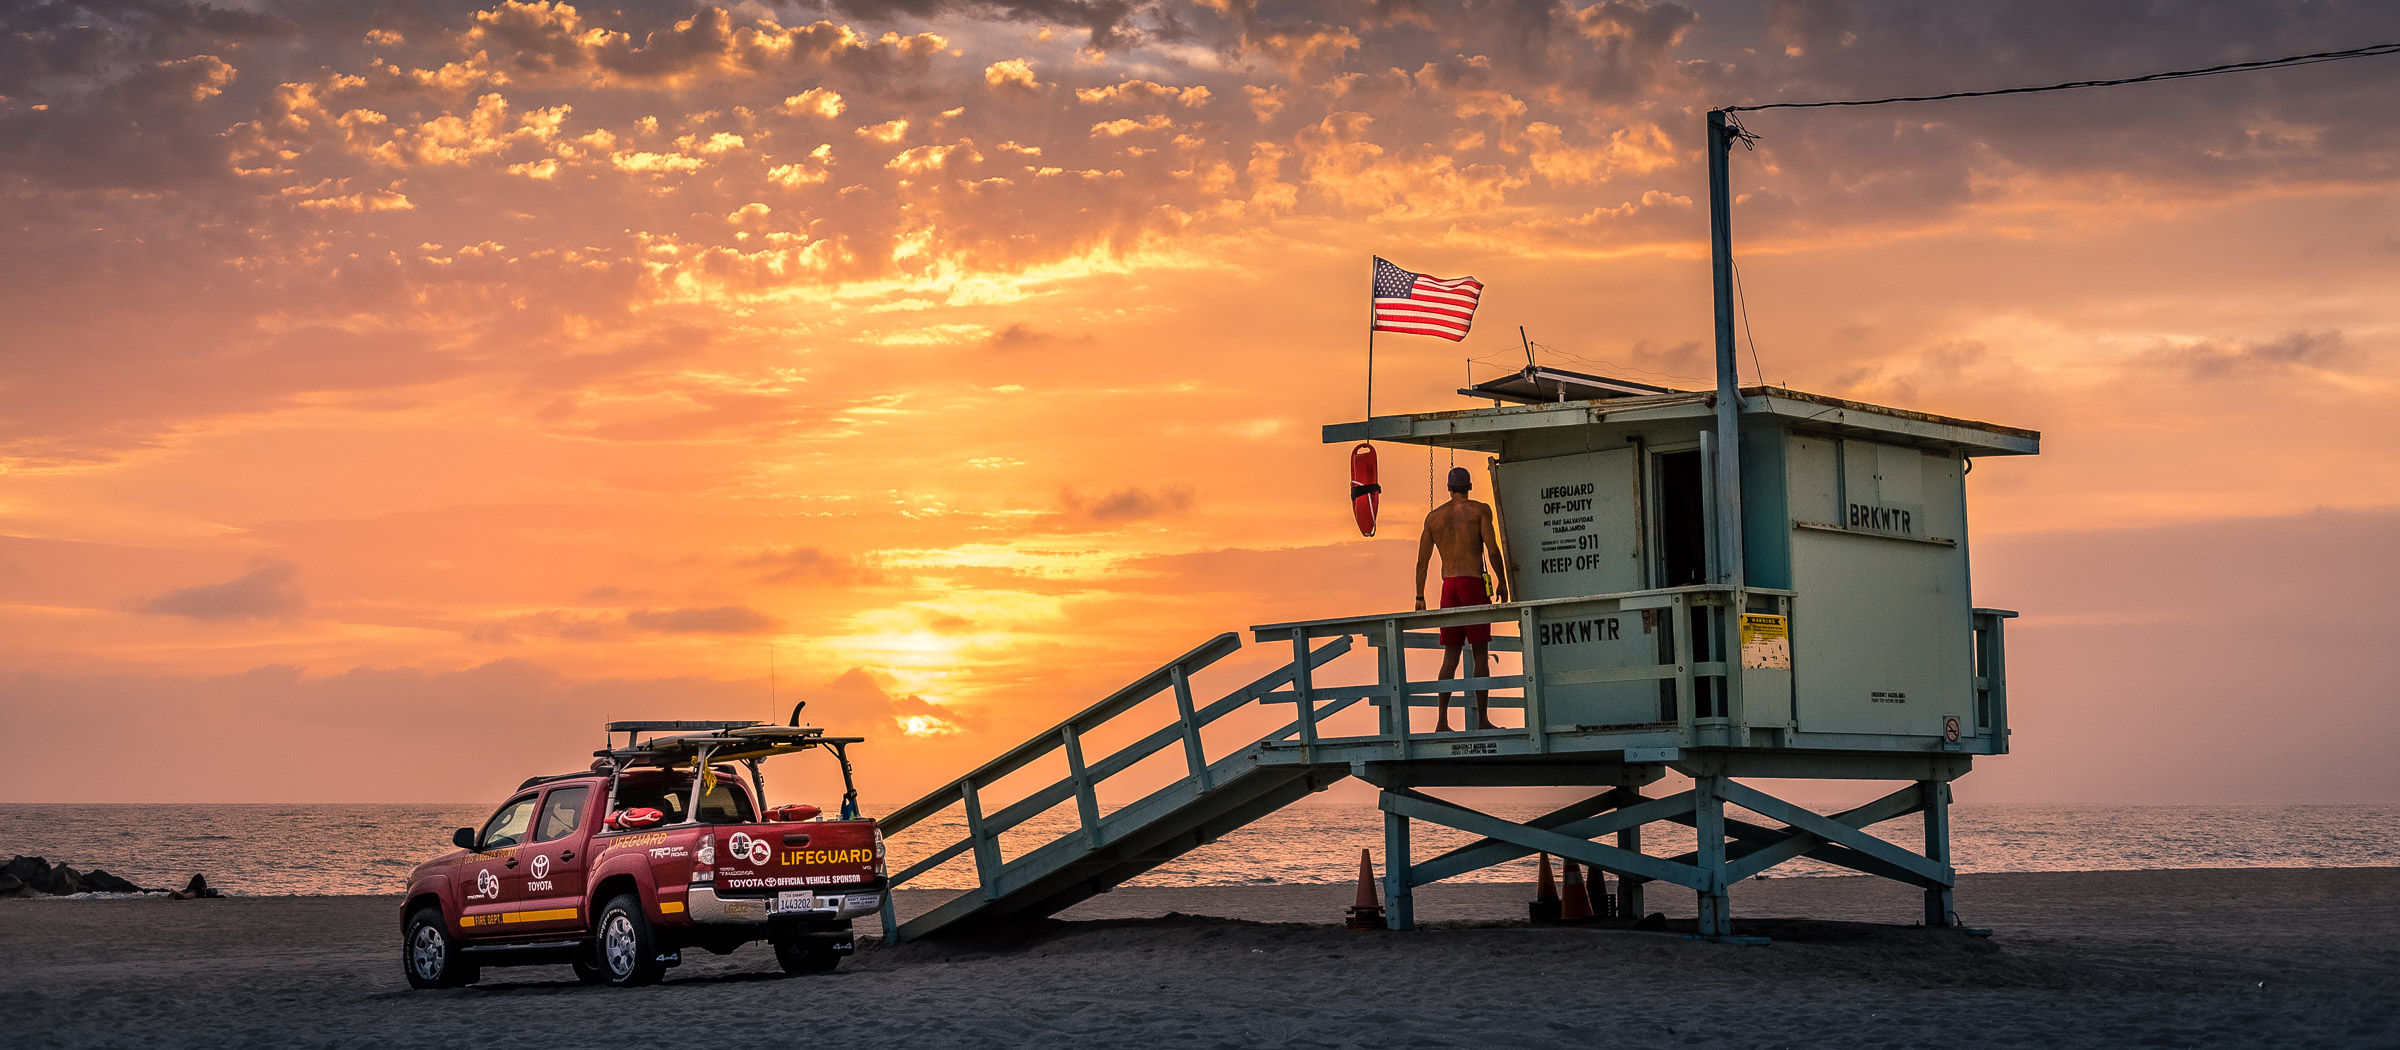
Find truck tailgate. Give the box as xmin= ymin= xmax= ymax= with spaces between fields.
xmin=710 ymin=820 xmax=881 ymax=896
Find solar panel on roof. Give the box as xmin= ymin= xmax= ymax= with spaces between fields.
xmin=1459 ymin=365 xmax=1685 ymax=405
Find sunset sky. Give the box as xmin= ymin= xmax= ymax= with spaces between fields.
xmin=3 ymin=0 xmax=2395 ymax=807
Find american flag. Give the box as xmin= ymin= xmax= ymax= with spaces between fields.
xmin=1371 ymin=257 xmax=1482 ymax=342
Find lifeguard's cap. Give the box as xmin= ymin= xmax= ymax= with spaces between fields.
xmin=1446 ymin=466 xmax=1472 ymax=492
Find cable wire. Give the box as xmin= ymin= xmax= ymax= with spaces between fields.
xmin=1725 ymin=42 xmax=2400 ymax=113
xmin=1731 ymin=259 xmax=1769 ymax=388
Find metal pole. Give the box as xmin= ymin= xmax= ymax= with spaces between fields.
xmin=1705 ymin=110 xmax=1746 ymax=588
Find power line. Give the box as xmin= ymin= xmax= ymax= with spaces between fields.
xmin=1711 ymin=42 xmax=2400 ymax=389
xmin=1731 ymin=259 xmax=1769 ymax=388
xmin=1726 ymin=42 xmax=2400 ymax=113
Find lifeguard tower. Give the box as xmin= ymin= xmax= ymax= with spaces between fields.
xmin=869 ymin=372 xmax=2035 ymax=942
xmin=872 ymin=111 xmax=2038 ymax=942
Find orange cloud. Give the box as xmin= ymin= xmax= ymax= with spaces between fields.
xmin=1076 ymin=79 xmax=1212 ymax=107
xmin=984 ymin=57 xmax=1042 ymax=92
xmin=783 ymin=87 xmax=845 ymax=117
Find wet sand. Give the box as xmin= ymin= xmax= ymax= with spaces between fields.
xmin=4 ymin=868 xmax=2395 ymax=1048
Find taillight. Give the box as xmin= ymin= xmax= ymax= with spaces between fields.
xmin=873 ymin=829 xmax=887 ymax=877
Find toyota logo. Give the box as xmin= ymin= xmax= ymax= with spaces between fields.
xmin=531 ymin=854 xmax=551 ymax=879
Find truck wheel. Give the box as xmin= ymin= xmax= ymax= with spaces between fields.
xmin=403 ymin=905 xmax=478 ymax=989
xmin=773 ymin=937 xmax=842 ymax=974
xmin=595 ymin=894 xmax=667 ymax=987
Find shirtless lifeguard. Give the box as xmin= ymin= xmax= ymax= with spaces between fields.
xmin=1414 ymin=465 xmax=1511 ymax=731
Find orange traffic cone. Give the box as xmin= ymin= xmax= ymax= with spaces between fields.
xmin=1560 ymin=859 xmax=1595 ymax=923
xmin=1529 ymin=853 xmax=1562 ymax=924
xmin=1344 ymin=848 xmax=1386 ymax=930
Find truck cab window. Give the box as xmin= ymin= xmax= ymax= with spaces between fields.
xmin=535 ymin=785 xmax=590 ymax=842
xmin=612 ymin=776 xmax=690 ymax=821
xmin=694 ymin=780 xmax=756 ymax=824
xmin=480 ymin=796 xmax=537 ymax=850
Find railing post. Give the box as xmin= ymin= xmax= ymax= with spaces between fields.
xmin=1672 ymin=595 xmax=1696 ymax=739
xmin=1289 ymin=629 xmax=1319 ymax=764
xmin=1987 ymin=614 xmax=2011 ymax=754
xmin=961 ymin=780 xmax=1001 ymax=900
xmin=1722 ymin=592 xmax=1746 ymax=731
xmin=1518 ymin=604 xmax=1547 ymax=752
xmin=1170 ymin=665 xmax=1213 ymax=792
xmin=1062 ymin=725 xmax=1103 ymax=850
xmin=1381 ymin=617 xmax=1409 ymax=759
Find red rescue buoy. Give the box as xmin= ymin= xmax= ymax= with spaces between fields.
xmin=609 ymin=807 xmax=664 ymax=829
xmin=1349 ymin=442 xmax=1381 ymax=537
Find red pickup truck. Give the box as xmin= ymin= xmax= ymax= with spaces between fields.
xmin=402 ymin=720 xmax=885 ymax=988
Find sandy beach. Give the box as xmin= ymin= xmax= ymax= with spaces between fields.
xmin=5 ymin=868 xmax=2395 ymax=1048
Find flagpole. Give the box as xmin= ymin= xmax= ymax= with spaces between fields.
xmin=1365 ymin=257 xmax=1377 ymax=423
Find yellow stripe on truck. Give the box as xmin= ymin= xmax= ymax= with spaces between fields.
xmin=462 ymin=907 xmax=581 ymax=927
xmin=659 ymin=901 xmax=685 ymax=914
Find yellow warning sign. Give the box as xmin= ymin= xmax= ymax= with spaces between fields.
xmin=1739 ymin=614 xmax=1791 ymax=670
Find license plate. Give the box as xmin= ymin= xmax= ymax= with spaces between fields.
xmin=774 ymin=890 xmax=816 ymax=914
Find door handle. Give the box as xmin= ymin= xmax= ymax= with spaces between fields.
xmin=781 ymin=833 xmax=811 ymax=846
xmin=559 ymin=850 xmax=575 ymax=861
xmin=505 ymin=858 xmax=519 ymax=868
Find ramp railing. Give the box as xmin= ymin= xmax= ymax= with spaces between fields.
xmin=876 ymin=631 xmax=1355 ymax=940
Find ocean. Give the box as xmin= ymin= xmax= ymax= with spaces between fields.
xmin=4 ymin=801 xmax=2395 ymax=897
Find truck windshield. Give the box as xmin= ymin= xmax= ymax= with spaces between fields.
xmin=481 ymin=795 xmax=537 ymax=850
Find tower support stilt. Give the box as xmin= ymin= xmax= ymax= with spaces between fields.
xmin=1694 ymin=774 xmax=1731 ymax=938
xmin=1383 ymin=806 xmax=1414 ymax=931
xmin=1922 ymin=778 xmax=1954 ymax=927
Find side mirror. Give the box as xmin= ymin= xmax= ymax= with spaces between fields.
xmin=453 ymin=827 xmax=477 ymax=850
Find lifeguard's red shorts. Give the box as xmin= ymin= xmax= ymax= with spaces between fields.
xmin=1438 ymin=575 xmax=1492 ymax=648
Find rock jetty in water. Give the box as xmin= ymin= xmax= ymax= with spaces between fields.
xmin=2 ymin=855 xmax=214 ymax=897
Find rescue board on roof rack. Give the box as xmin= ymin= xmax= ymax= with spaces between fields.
xmin=599 ymin=722 xmax=859 ymax=767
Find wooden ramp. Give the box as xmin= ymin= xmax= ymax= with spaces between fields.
xmin=877 ymin=592 xmax=2003 ymax=941
xmin=875 ymin=633 xmax=1355 ymax=942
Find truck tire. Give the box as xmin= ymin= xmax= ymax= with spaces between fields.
xmin=570 ymin=954 xmax=608 ymax=984
xmin=773 ymin=937 xmax=842 ymax=974
xmin=403 ymin=905 xmax=478 ymax=989
xmin=595 ymin=894 xmax=667 ymax=987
